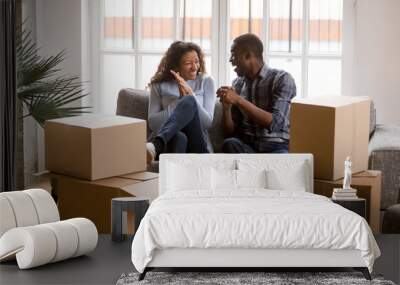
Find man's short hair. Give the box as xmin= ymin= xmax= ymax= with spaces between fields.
xmin=233 ymin=33 xmax=264 ymax=60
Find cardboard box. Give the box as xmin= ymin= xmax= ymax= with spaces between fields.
xmin=52 ymin=172 xmax=158 ymax=233
xmin=45 ymin=114 xmax=146 ymax=180
xmin=289 ymin=96 xmax=371 ymax=180
xmin=314 ymin=170 xmax=382 ymax=233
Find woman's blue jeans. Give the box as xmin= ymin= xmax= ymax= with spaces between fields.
xmin=156 ymin=95 xmax=209 ymax=154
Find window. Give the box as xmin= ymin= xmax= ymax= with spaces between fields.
xmin=97 ymin=0 xmax=345 ymax=114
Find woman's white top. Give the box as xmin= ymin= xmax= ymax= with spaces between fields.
xmin=148 ymin=74 xmax=216 ymax=152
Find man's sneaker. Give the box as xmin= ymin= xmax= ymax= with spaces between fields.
xmin=146 ymin=142 xmax=156 ymax=164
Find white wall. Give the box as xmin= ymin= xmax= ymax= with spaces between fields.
xmin=24 ymin=0 xmax=89 ymax=174
xmin=353 ymin=0 xmax=400 ymax=124
xmin=34 ymin=0 xmax=83 ymax=171
xmin=36 ymin=0 xmax=83 ymax=84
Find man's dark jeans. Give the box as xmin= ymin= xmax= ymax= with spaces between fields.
xmin=156 ymin=95 xmax=209 ymax=154
xmin=222 ymin=137 xmax=289 ymax=154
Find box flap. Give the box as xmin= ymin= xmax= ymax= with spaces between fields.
xmin=90 ymin=177 xmax=141 ymax=187
xmin=314 ymin=170 xmax=381 ymax=183
xmin=53 ymin=174 xmax=140 ymax=188
xmin=119 ymin=171 xmax=159 ymax=181
xmin=122 ymin=179 xmax=159 ymax=201
xmin=353 ymin=170 xmax=381 ymax=178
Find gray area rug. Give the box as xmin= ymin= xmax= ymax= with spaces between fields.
xmin=116 ymin=272 xmax=396 ymax=285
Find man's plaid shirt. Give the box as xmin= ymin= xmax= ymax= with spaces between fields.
xmin=231 ymin=64 xmax=296 ymax=150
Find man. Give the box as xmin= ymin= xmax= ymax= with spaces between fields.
xmin=217 ymin=33 xmax=296 ymax=153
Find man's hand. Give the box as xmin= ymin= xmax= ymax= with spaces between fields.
xmin=216 ymin=88 xmax=232 ymax=110
xmin=170 ymin=70 xmax=193 ymax=96
xmin=217 ymin=86 xmax=238 ymax=136
xmin=217 ymin=86 xmax=242 ymax=107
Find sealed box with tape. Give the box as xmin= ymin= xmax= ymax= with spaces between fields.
xmin=289 ymin=96 xmax=371 ymax=180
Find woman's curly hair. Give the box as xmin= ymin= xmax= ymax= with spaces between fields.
xmin=150 ymin=41 xmax=206 ymax=85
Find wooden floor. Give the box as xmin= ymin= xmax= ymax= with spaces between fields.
xmin=1 ymin=234 xmax=399 ymax=285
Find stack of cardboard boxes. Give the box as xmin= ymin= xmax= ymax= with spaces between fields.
xmin=45 ymin=114 xmax=158 ymax=233
xmin=289 ymin=96 xmax=382 ymax=233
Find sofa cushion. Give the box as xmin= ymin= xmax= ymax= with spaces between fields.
xmin=369 ymin=125 xmax=400 ymax=209
xmin=208 ymin=102 xmax=224 ymax=152
xmin=117 ymin=88 xmax=149 ymax=120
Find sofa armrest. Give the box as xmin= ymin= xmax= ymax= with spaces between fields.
xmin=117 ymin=88 xmax=151 ymax=137
xmin=116 ymin=88 xmax=150 ymax=120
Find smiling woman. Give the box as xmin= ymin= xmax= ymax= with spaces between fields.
xmin=149 ymin=41 xmax=206 ymax=85
xmin=145 ymin=41 xmax=216 ymax=162
xmin=175 ymin=51 xmax=201 ymax=81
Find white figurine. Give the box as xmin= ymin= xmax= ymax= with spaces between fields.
xmin=343 ymin=156 xmax=352 ymax=190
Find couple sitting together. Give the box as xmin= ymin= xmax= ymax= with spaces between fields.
xmin=146 ymin=33 xmax=296 ymax=163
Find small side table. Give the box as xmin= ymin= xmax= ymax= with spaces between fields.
xmin=332 ymin=198 xmax=366 ymax=219
xmin=111 ymin=197 xmax=149 ymax=242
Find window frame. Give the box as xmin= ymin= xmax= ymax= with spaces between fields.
xmin=92 ymin=0 xmax=354 ymax=114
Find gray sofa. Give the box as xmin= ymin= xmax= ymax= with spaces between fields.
xmin=369 ymin=124 xmax=400 ymax=209
xmin=116 ymin=88 xmax=400 ymax=211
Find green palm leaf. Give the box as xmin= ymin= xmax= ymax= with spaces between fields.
xmin=17 ymin=25 xmax=91 ymax=127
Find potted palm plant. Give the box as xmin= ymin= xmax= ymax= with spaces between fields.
xmin=17 ymin=28 xmax=90 ymax=126
xmin=16 ymin=26 xmax=91 ymax=188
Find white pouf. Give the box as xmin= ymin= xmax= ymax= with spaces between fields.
xmin=0 ymin=189 xmax=98 ymax=269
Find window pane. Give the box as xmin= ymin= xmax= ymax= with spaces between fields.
xmin=138 ymin=55 xmax=163 ymax=89
xmin=308 ymin=59 xmax=341 ymax=97
xmin=141 ymin=0 xmax=174 ymax=50
xmin=205 ymin=55 xmax=212 ymax=76
xmin=309 ymin=0 xmax=342 ymax=54
xmin=229 ymin=65 xmax=237 ymax=85
xmin=229 ymin=0 xmax=263 ymax=41
xmin=181 ymin=0 xmax=212 ymax=51
xmin=228 ymin=0 xmax=263 ymax=85
xmin=102 ymin=54 xmax=135 ymax=114
xmin=250 ymin=0 xmax=263 ymax=37
xmin=269 ymin=0 xmax=303 ymax=53
xmin=268 ymin=57 xmax=302 ymax=98
xmin=104 ymin=0 xmax=133 ymax=49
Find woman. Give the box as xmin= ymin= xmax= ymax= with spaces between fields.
xmin=146 ymin=41 xmax=216 ymax=163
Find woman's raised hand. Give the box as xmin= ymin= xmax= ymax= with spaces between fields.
xmin=170 ymin=70 xmax=193 ymax=96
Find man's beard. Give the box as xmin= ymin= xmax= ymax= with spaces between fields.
xmin=234 ymin=66 xmax=245 ymax=77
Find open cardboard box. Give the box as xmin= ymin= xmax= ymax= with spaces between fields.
xmin=52 ymin=171 xmax=158 ymax=233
